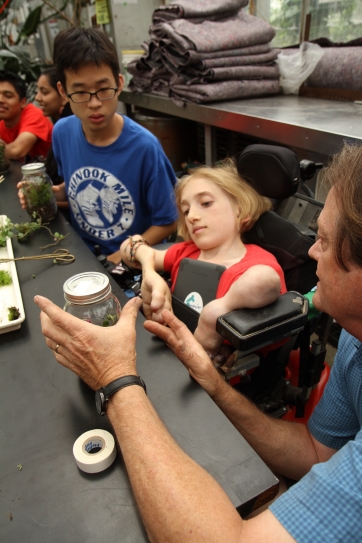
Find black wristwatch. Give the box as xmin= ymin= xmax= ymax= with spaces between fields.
xmin=95 ymin=375 xmax=147 ymax=415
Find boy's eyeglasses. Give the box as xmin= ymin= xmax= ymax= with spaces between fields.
xmin=67 ymin=87 xmax=118 ymax=103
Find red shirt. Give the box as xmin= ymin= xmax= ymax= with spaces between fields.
xmin=163 ymin=240 xmax=287 ymax=297
xmin=0 ymin=103 xmax=53 ymax=160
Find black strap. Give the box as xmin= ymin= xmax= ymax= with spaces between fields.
xmin=103 ymin=375 xmax=147 ymax=399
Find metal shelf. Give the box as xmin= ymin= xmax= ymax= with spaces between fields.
xmin=120 ymin=89 xmax=362 ymax=164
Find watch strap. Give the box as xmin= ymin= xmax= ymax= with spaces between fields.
xmin=103 ymin=375 xmax=147 ymax=400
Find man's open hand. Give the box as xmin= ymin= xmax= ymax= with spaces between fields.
xmin=35 ymin=295 xmax=142 ymax=390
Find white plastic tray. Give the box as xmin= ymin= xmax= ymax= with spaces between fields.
xmin=0 ymin=215 xmax=26 ymax=333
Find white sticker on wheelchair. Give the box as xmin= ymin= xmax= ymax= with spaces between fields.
xmin=184 ymin=292 xmax=203 ymax=313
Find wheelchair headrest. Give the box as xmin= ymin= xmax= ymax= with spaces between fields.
xmin=236 ymin=144 xmax=300 ymax=200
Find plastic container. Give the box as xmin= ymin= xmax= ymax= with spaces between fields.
xmin=21 ymin=163 xmax=57 ymax=221
xmin=63 ymin=272 xmax=121 ymax=327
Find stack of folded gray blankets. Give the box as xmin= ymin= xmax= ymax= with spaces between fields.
xmin=127 ymin=0 xmax=281 ymax=105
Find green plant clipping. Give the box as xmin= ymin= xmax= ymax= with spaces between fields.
xmin=0 ymin=215 xmax=66 ymax=248
xmin=0 ymin=217 xmax=13 ymax=247
xmin=102 ymin=314 xmax=118 ymax=327
xmin=0 ymin=270 xmax=12 ymax=286
xmin=8 ymin=306 xmax=20 ymax=321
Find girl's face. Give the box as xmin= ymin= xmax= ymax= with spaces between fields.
xmin=180 ymin=176 xmax=240 ymax=250
xmin=35 ymin=74 xmax=65 ymax=119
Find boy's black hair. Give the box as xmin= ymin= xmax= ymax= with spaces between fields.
xmin=0 ymin=70 xmax=27 ymax=100
xmin=53 ymin=27 xmax=120 ymax=90
xmin=41 ymin=66 xmax=60 ymax=95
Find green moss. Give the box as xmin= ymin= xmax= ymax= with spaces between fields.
xmin=8 ymin=306 xmax=20 ymax=321
xmin=23 ymin=180 xmax=54 ymax=208
xmin=0 ymin=270 xmax=12 ymax=286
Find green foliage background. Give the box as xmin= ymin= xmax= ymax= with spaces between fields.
xmin=270 ymin=0 xmax=362 ymax=47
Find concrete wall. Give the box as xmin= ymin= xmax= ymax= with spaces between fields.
xmin=109 ymin=0 xmax=162 ymax=62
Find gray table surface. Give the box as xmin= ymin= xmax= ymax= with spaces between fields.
xmin=0 ymin=162 xmax=278 ymax=542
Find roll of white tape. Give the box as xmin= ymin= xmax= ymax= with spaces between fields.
xmin=73 ymin=429 xmax=116 ymax=473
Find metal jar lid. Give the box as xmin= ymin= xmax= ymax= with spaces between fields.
xmin=63 ymin=272 xmax=111 ymax=304
xmin=21 ymin=163 xmax=46 ymax=175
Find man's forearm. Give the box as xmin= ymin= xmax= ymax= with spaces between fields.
xmin=108 ymin=385 xmax=253 ymax=543
xmin=4 ymin=140 xmax=26 ymax=160
xmin=4 ymin=132 xmax=37 ymax=160
xmin=209 ymin=374 xmax=322 ymax=480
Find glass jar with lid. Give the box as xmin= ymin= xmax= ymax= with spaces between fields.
xmin=63 ymin=272 xmax=121 ymax=326
xmin=21 ymin=163 xmax=57 ymax=222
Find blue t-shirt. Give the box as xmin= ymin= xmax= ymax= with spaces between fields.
xmin=52 ymin=115 xmax=178 ymax=254
xmin=270 ymin=330 xmax=362 ymax=542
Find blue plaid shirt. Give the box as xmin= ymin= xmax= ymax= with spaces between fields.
xmin=270 ymin=330 xmax=362 ymax=542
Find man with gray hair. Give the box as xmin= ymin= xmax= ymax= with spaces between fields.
xmin=36 ymin=143 xmax=362 ymax=542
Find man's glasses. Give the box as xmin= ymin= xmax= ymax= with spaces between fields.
xmin=67 ymin=87 xmax=118 ymax=104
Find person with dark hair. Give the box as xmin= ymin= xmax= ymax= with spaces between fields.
xmin=35 ymin=67 xmax=72 ymax=215
xmin=36 ymin=67 xmax=71 ymax=124
xmin=22 ymin=27 xmax=178 ymax=262
xmin=35 ymin=143 xmax=362 ymax=542
xmin=0 ymin=70 xmax=53 ymax=161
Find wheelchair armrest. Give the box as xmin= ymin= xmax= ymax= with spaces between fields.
xmin=216 ymin=291 xmax=309 ymax=352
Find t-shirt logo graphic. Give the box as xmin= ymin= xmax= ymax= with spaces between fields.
xmin=68 ymin=167 xmax=135 ymax=240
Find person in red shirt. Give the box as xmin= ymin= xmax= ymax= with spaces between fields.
xmin=120 ymin=159 xmax=286 ymax=355
xmin=0 ymin=70 xmax=53 ymax=161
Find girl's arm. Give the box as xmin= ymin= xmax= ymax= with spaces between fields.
xmin=120 ymin=237 xmax=172 ymax=322
xmin=120 ymin=236 xmax=166 ymax=271
xmin=195 ymin=265 xmax=281 ymax=354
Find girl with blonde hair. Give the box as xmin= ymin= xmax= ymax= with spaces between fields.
xmin=120 ymin=158 xmax=286 ymax=355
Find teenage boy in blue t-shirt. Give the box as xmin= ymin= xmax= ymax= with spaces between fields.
xmin=18 ymin=28 xmax=178 ymax=263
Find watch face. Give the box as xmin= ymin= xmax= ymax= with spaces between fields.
xmin=95 ymin=390 xmax=105 ymax=415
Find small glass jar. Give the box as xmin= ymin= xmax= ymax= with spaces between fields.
xmin=21 ymin=163 xmax=57 ymax=222
xmin=63 ymin=272 xmax=121 ymax=327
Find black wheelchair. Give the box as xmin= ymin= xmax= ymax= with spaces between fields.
xmin=215 ymin=144 xmax=331 ymax=423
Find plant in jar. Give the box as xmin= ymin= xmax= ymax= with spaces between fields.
xmin=21 ymin=164 xmax=57 ymax=222
xmin=0 ymin=142 xmax=10 ymax=174
xmin=21 ymin=178 xmax=56 ymax=222
xmin=63 ymin=272 xmax=121 ymax=327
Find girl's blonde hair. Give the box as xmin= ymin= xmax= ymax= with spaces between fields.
xmin=175 ymin=158 xmax=272 ymax=241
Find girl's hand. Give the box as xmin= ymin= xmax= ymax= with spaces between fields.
xmin=141 ymin=270 xmax=173 ymax=323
